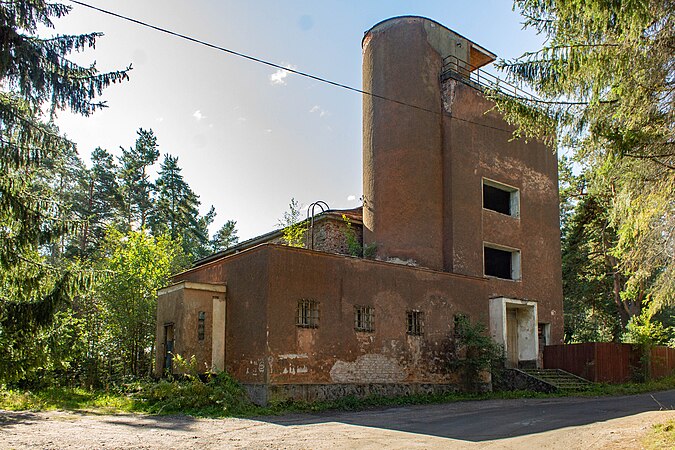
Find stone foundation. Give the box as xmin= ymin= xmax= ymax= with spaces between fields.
xmin=244 ymin=383 xmax=461 ymax=406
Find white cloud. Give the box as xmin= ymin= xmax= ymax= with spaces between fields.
xmin=347 ymin=195 xmax=357 ymax=201
xmin=193 ymin=110 xmax=205 ymax=120
xmin=269 ymin=64 xmax=296 ymax=85
xmin=309 ymin=105 xmax=327 ymax=117
xmin=155 ymin=117 xmax=164 ymax=123
xmin=265 ymin=129 xmax=273 ymax=133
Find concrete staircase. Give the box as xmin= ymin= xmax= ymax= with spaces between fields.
xmin=521 ymin=368 xmax=593 ymax=391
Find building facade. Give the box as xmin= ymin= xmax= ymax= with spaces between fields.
xmin=155 ymin=16 xmax=563 ymax=405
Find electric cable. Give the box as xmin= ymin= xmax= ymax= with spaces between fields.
xmin=68 ymin=0 xmax=521 ymax=135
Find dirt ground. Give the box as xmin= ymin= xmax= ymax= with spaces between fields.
xmin=1 ymin=396 xmax=673 ymax=449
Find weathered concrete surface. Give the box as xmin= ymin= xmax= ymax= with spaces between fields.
xmin=1 ymin=391 xmax=673 ymax=449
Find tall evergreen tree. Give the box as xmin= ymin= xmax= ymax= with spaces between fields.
xmin=151 ymin=154 xmax=215 ymax=263
xmin=491 ymin=0 xmax=675 ymax=336
xmin=118 ymin=128 xmax=159 ymax=230
xmin=0 ymin=0 xmax=128 ymax=382
xmin=84 ymin=147 xmax=124 ymax=254
xmin=211 ymin=220 xmax=239 ymax=252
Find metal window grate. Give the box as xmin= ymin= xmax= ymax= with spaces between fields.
xmin=354 ymin=305 xmax=374 ymax=332
xmin=406 ymin=310 xmax=424 ymax=335
xmin=198 ymin=311 xmax=206 ymax=341
xmin=297 ymin=299 xmax=319 ymax=328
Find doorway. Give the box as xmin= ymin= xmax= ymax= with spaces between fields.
xmin=163 ymin=323 xmax=174 ymax=374
xmin=506 ymin=308 xmax=519 ymax=368
xmin=489 ymin=297 xmax=539 ymax=369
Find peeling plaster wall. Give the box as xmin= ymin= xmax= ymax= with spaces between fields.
xmin=172 ymin=248 xmax=270 ymax=383
xmin=155 ymin=286 xmax=218 ymax=375
xmin=442 ymin=80 xmax=564 ymax=345
xmin=264 ymin=245 xmax=485 ymax=386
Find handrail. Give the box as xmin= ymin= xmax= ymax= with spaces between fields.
xmin=441 ymin=55 xmax=539 ymax=102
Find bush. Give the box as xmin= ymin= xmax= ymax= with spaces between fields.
xmin=134 ymin=356 xmax=255 ymax=416
xmin=450 ymin=315 xmax=505 ymax=391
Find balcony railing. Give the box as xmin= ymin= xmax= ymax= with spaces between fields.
xmin=441 ymin=55 xmax=539 ymax=102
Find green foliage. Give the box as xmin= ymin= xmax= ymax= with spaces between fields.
xmin=136 ymin=371 xmax=255 ymax=416
xmin=210 ymin=220 xmax=239 ymax=252
xmin=0 ymin=1 xmax=128 ymax=384
xmin=496 ymin=0 xmax=675 ymax=338
xmin=151 ymin=153 xmax=215 ymax=262
xmin=278 ymin=198 xmax=306 ymax=247
xmin=624 ymin=312 xmax=674 ymax=348
xmin=643 ymin=420 xmax=675 ymax=450
xmin=341 ymin=214 xmax=362 ymax=256
xmin=95 ymin=229 xmax=180 ymax=377
xmin=450 ymin=316 xmax=505 ymax=391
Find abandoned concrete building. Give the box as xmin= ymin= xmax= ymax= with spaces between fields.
xmin=155 ymin=16 xmax=563 ymax=404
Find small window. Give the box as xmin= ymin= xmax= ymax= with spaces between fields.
xmin=484 ymin=245 xmax=521 ymax=280
xmin=297 ymin=299 xmax=319 ymax=328
xmin=198 ymin=311 xmax=206 ymax=341
xmin=354 ymin=305 xmax=374 ymax=332
xmin=406 ymin=310 xmax=424 ymax=335
xmin=483 ymin=179 xmax=519 ymax=217
xmin=538 ymin=323 xmax=551 ymax=346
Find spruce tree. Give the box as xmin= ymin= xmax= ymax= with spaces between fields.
xmin=0 ymin=1 xmax=128 ymax=381
xmin=491 ymin=0 xmax=675 ymax=335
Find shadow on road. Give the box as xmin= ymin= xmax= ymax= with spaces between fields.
xmin=257 ymin=390 xmax=675 ymax=442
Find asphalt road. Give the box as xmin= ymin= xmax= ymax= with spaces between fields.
xmin=1 ymin=390 xmax=674 ymax=449
xmin=264 ymin=389 xmax=675 ymax=441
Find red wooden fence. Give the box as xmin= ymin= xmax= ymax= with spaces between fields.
xmin=650 ymin=346 xmax=675 ymax=379
xmin=543 ymin=342 xmax=674 ymax=383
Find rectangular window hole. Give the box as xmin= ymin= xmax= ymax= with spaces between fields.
xmin=484 ymin=245 xmax=521 ymax=280
xmin=483 ymin=179 xmax=519 ymax=217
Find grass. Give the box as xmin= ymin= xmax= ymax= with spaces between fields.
xmin=0 ymin=386 xmax=134 ymax=414
xmin=1 ymin=374 xmax=674 ymax=418
xmin=642 ymin=419 xmax=675 ymax=450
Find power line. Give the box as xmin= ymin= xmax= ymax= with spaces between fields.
xmin=68 ymin=0 xmax=517 ymax=134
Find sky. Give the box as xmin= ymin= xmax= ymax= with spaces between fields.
xmin=51 ymin=0 xmax=544 ymax=242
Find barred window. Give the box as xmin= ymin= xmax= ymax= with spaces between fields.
xmin=406 ymin=310 xmax=424 ymax=335
xmin=297 ymin=299 xmax=319 ymax=328
xmin=354 ymin=305 xmax=374 ymax=332
xmin=198 ymin=311 xmax=206 ymax=341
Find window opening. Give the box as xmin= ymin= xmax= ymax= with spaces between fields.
xmin=198 ymin=311 xmax=206 ymax=341
xmin=297 ymin=299 xmax=319 ymax=328
xmin=484 ymin=245 xmax=521 ymax=280
xmin=538 ymin=323 xmax=551 ymax=346
xmin=483 ymin=179 xmax=519 ymax=217
xmin=406 ymin=310 xmax=424 ymax=335
xmin=354 ymin=305 xmax=374 ymax=332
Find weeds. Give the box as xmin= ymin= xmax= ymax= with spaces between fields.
xmin=2 ymin=374 xmax=674 ymax=418
xmin=642 ymin=419 xmax=675 ymax=449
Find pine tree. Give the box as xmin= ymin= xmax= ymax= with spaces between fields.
xmin=211 ymin=220 xmax=239 ymax=252
xmin=85 ymin=147 xmax=124 ymax=253
xmin=118 ymin=128 xmax=159 ymax=230
xmin=0 ymin=1 xmax=128 ymax=382
xmin=151 ymin=154 xmax=215 ymax=263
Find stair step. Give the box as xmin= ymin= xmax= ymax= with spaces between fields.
xmin=520 ymin=368 xmax=593 ymax=391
